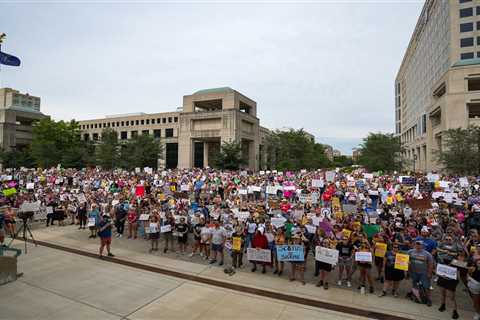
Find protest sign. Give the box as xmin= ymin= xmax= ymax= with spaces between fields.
xmin=87 ymin=217 xmax=96 ymax=227
xmin=342 ymin=229 xmax=352 ymax=238
xmin=355 ymin=252 xmax=372 ymax=262
xmin=181 ymin=184 xmax=189 ymax=192
xmin=325 ymin=171 xmax=336 ymax=182
xmin=139 ymin=214 xmax=150 ymax=221
xmin=20 ymin=201 xmax=41 ymax=213
xmin=266 ymin=186 xmax=279 ymax=195
xmin=276 ymin=245 xmax=305 ymax=261
xmin=394 ymin=253 xmax=409 ymax=271
xmin=234 ymin=211 xmax=250 ymax=221
xmin=239 ymin=189 xmax=248 ymax=195
xmin=437 ymin=264 xmax=457 ymax=280
xmin=311 ymin=179 xmax=324 ymax=188
xmin=374 ymin=243 xmax=387 ymax=257
xmin=26 ymin=182 xmax=35 ymax=190
xmin=460 ymin=177 xmax=469 ymax=187
xmin=315 ymin=246 xmax=339 ymax=265
xmin=271 ymin=217 xmax=286 ymax=228
xmin=427 ymin=173 xmax=440 ymax=182
xmin=305 ymin=225 xmax=317 ymax=234
xmin=363 ymin=173 xmax=373 ymax=179
xmin=46 ymin=206 xmax=53 ymax=214
xmin=247 ymin=248 xmax=271 ymax=262
xmin=135 ymin=185 xmax=145 ymax=197
xmin=343 ymin=204 xmax=356 ymax=215
xmin=251 ymin=186 xmax=261 ymax=192
xmin=232 ymin=237 xmax=242 ymax=251
xmin=311 ymin=216 xmax=321 ymax=226
xmin=148 ymin=223 xmax=159 ymax=233
xmin=160 ymin=225 xmax=172 ymax=233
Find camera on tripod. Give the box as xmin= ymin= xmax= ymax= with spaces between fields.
xmin=17 ymin=211 xmax=34 ymax=221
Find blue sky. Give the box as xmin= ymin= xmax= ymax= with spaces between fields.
xmin=0 ymin=1 xmax=423 ymax=154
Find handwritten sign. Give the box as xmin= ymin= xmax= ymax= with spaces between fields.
xmin=355 ymin=251 xmax=372 ymax=263
xmin=276 ymin=245 xmax=304 ymax=262
xmin=342 ymin=229 xmax=352 ymax=238
xmin=375 ymin=243 xmax=387 ymax=257
xmin=232 ymin=237 xmax=242 ymax=251
xmin=315 ymin=246 xmax=339 ymax=265
xmin=437 ymin=264 xmax=457 ymax=280
xmin=87 ymin=217 xmax=96 ymax=227
xmin=394 ymin=253 xmax=409 ymax=271
xmin=247 ymin=248 xmax=271 ymax=262
xmin=271 ymin=217 xmax=286 ymax=228
xmin=312 ymin=179 xmax=324 ymax=188
xmin=160 ymin=225 xmax=172 ymax=233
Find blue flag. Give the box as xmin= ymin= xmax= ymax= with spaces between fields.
xmin=0 ymin=51 xmax=21 ymax=67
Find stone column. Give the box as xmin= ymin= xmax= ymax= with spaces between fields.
xmin=204 ymin=141 xmax=209 ymax=168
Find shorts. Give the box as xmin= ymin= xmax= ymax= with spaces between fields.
xmin=338 ymin=256 xmax=352 ymax=267
xmin=410 ymin=272 xmax=431 ymax=290
xmin=317 ymin=261 xmax=332 ymax=272
xmin=437 ymin=276 xmax=459 ymax=291
xmin=385 ymin=266 xmax=404 ymax=282
xmin=357 ymin=262 xmax=372 ymax=269
xmin=468 ymin=277 xmax=480 ymax=295
xmin=212 ymin=243 xmax=223 ymax=252
xmin=178 ymin=235 xmax=188 ymax=244
xmin=100 ymin=237 xmax=112 ymax=245
xmin=150 ymin=232 xmax=159 ymax=240
xmin=374 ymin=256 xmax=383 ymax=267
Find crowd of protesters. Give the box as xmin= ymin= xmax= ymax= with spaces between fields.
xmin=1 ymin=167 xmax=480 ymax=319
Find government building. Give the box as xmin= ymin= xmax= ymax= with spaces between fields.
xmin=78 ymin=87 xmax=270 ymax=170
xmin=396 ymin=0 xmax=480 ymax=172
xmin=0 ymin=88 xmax=48 ymax=152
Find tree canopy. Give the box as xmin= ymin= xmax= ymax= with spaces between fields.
xmin=358 ymin=132 xmax=403 ymax=172
xmin=437 ymin=126 xmax=480 ymax=175
xmin=213 ymin=140 xmax=247 ymax=170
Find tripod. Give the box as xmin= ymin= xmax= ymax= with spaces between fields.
xmin=8 ymin=216 xmax=38 ymax=254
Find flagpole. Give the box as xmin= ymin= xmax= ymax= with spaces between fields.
xmin=0 ymin=33 xmax=6 ymax=89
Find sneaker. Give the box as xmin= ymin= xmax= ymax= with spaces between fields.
xmin=118 ymin=234 xmax=122 ymax=238
xmin=189 ymin=253 xmax=194 ymax=257
xmin=219 ymin=261 xmax=224 ymax=266
xmin=360 ymin=286 xmax=366 ymax=295
xmin=209 ymin=259 xmax=217 ymax=264
xmin=316 ymin=280 xmax=323 ymax=287
xmin=426 ymin=299 xmax=432 ymax=307
xmin=452 ymin=310 xmax=459 ymax=319
xmin=107 ymin=253 xmax=115 ymax=257
xmin=324 ymin=282 xmax=329 ymax=290
xmin=369 ymin=287 xmax=374 ymax=294
xmin=393 ymin=291 xmax=399 ymax=298
xmin=439 ymin=304 xmax=446 ymax=312
xmin=347 ymin=281 xmax=351 ymax=288
xmin=337 ymin=280 xmax=342 ymax=286
xmin=378 ymin=291 xmax=386 ymax=297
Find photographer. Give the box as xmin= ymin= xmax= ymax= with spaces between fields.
xmin=98 ymin=213 xmax=115 ymax=258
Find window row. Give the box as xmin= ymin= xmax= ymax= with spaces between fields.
xmin=84 ymin=128 xmax=175 ymax=141
xmin=460 ymin=51 xmax=480 ymax=59
xmin=81 ymin=116 xmax=178 ymax=130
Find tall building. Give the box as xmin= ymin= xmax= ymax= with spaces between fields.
xmin=396 ymin=0 xmax=480 ymax=172
xmin=79 ymin=87 xmax=269 ymax=170
xmin=0 ymin=88 xmax=48 ymax=151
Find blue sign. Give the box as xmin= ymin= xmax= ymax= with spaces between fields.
xmin=276 ymin=245 xmax=304 ymax=262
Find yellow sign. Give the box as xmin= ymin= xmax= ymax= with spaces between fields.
xmin=342 ymin=229 xmax=352 ymax=239
xmin=375 ymin=243 xmax=387 ymax=257
xmin=232 ymin=237 xmax=242 ymax=251
xmin=332 ymin=197 xmax=340 ymax=208
xmin=394 ymin=253 xmax=409 ymax=271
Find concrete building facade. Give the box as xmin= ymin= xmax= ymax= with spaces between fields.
xmin=79 ymin=87 xmax=269 ymax=170
xmin=396 ymin=0 xmax=480 ymax=172
xmin=0 ymin=88 xmax=48 ymax=151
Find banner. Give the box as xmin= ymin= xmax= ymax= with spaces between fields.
xmin=315 ymin=246 xmax=339 ymax=265
xmin=437 ymin=264 xmax=457 ymax=280
xmin=26 ymin=182 xmax=35 ymax=190
xmin=311 ymin=179 xmax=324 ymax=188
xmin=20 ymin=201 xmax=41 ymax=212
xmin=276 ymin=245 xmax=304 ymax=262
xmin=374 ymin=243 xmax=387 ymax=257
xmin=355 ymin=251 xmax=372 ymax=263
xmin=325 ymin=171 xmax=336 ymax=182
xmin=135 ymin=185 xmax=145 ymax=197
xmin=0 ymin=50 xmax=21 ymax=66
xmin=394 ymin=253 xmax=409 ymax=271
xmin=247 ymin=248 xmax=271 ymax=262
xmin=87 ymin=217 xmax=96 ymax=227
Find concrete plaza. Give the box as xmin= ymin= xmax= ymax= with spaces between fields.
xmin=1 ymin=224 xmax=476 ymax=320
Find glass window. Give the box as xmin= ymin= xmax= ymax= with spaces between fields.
xmin=131 ymin=131 xmax=138 ymax=138
xmin=461 ymin=37 xmax=474 ymax=47
xmin=461 ymin=22 xmax=474 ymax=32
xmin=468 ymin=78 xmax=480 ymax=91
xmin=136 ymin=120 xmax=139 ymax=125
xmin=93 ymin=133 xmax=99 ymax=141
xmin=461 ymin=52 xmax=474 ymax=59
xmin=146 ymin=119 xmax=150 ymax=125
xmin=168 ymin=117 xmax=172 ymax=123
xmin=120 ymin=131 xmax=128 ymax=140
xmin=460 ymin=0 xmax=472 ymax=3
xmin=121 ymin=121 xmax=124 ymax=126
xmin=141 ymin=119 xmax=144 ymax=125
xmin=116 ymin=122 xmax=119 ymax=127
xmin=142 ymin=130 xmax=149 ymax=135
xmin=157 ymin=118 xmax=161 ymax=124
xmin=154 ymin=129 xmax=161 ymax=139
xmin=460 ymin=7 xmax=474 ymax=18
xmin=174 ymin=117 xmax=178 ymax=123
xmin=83 ymin=133 xmax=89 ymax=141
xmin=162 ymin=118 xmax=166 ymax=123
xmin=165 ymin=128 xmax=174 ymax=137
xmin=477 ymin=6 xmax=480 ymax=15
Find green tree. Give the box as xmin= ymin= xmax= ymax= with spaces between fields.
xmin=96 ymin=128 xmax=120 ymax=170
xmin=265 ymin=129 xmax=331 ymax=171
xmin=213 ymin=140 xmax=247 ymax=170
xmin=30 ymin=118 xmax=87 ymax=168
xmin=437 ymin=126 xmax=480 ymax=175
xmin=120 ymin=134 xmax=162 ymax=170
xmin=358 ymin=132 xmax=403 ymax=172
xmin=333 ymin=155 xmax=353 ymax=168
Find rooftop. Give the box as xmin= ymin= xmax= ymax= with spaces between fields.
xmin=452 ymin=58 xmax=480 ymax=68
xmin=193 ymin=87 xmax=234 ymax=95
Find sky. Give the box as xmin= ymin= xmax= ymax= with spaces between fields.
xmin=0 ymin=0 xmax=424 ymax=154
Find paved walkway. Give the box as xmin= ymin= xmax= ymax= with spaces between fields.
xmin=2 ymin=223 xmax=477 ymax=320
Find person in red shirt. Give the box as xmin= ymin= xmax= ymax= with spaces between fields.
xmin=127 ymin=208 xmax=138 ymax=239
xmin=280 ymin=199 xmax=291 ymax=214
xmin=251 ymin=228 xmax=268 ymax=273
